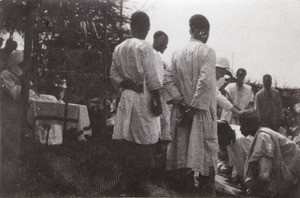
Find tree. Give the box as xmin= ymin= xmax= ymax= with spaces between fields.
xmin=0 ymin=0 xmax=129 ymax=101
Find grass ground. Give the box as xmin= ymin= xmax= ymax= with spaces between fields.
xmin=1 ymin=134 xmax=240 ymax=197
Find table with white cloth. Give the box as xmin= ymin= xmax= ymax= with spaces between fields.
xmin=27 ymin=100 xmax=92 ymax=145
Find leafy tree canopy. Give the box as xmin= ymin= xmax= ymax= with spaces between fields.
xmin=0 ymin=0 xmax=130 ymax=101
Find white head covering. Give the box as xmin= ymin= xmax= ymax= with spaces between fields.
xmin=216 ymin=57 xmax=231 ymax=71
xmin=7 ymin=50 xmax=24 ymax=76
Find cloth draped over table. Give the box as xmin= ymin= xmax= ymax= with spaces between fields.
xmin=27 ymin=100 xmax=91 ymax=144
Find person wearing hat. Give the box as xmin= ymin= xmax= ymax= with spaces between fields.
xmin=164 ymin=14 xmax=217 ymax=194
xmin=215 ymin=57 xmax=251 ymax=180
xmin=0 ymin=50 xmax=35 ymax=193
xmin=221 ymin=68 xmax=254 ymax=125
xmin=215 ymin=57 xmax=245 ymax=116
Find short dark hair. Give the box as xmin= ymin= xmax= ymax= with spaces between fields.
xmin=236 ymin=68 xmax=247 ymax=76
xmin=189 ymin=14 xmax=210 ymax=31
xmin=263 ymin=74 xmax=272 ymax=80
xmin=153 ymin=31 xmax=167 ymax=39
xmin=130 ymin=11 xmax=150 ymax=32
xmin=217 ymin=120 xmax=235 ymax=146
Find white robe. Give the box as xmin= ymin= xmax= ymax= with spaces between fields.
xmin=164 ymin=39 xmax=218 ymax=176
xmin=153 ymin=50 xmax=171 ymax=141
xmin=110 ymin=38 xmax=162 ymax=145
xmin=221 ymin=83 xmax=254 ymax=124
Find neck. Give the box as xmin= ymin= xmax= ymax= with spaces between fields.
xmin=253 ymin=127 xmax=260 ymax=135
xmin=153 ymin=45 xmax=159 ymax=52
xmin=237 ymin=82 xmax=243 ymax=88
xmin=191 ymin=35 xmax=204 ymax=42
xmin=132 ymin=32 xmax=146 ymax=40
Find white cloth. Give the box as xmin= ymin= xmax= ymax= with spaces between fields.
xmin=221 ymin=83 xmax=254 ymax=124
xmin=216 ymin=87 xmax=233 ymax=111
xmin=0 ymin=69 xmax=40 ymax=101
xmin=0 ymin=70 xmax=21 ymax=100
xmin=226 ymin=124 xmax=253 ymax=179
xmin=153 ymin=50 xmax=171 ymax=141
xmin=164 ymin=39 xmax=218 ymax=176
xmin=27 ymin=101 xmax=92 ymax=144
xmin=110 ymin=38 xmax=162 ymax=145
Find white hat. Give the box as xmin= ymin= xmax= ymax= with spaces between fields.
xmin=216 ymin=57 xmax=230 ymax=71
xmin=7 ymin=50 xmax=24 ymax=70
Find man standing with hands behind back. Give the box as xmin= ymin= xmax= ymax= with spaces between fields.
xmin=110 ymin=11 xmax=162 ymax=195
xmin=164 ymin=14 xmax=217 ymax=195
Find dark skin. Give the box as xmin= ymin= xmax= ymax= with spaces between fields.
xmin=263 ymin=75 xmax=272 ymax=90
xmin=131 ymin=26 xmax=149 ymax=40
xmin=171 ymin=27 xmax=210 ymax=116
xmin=239 ymin=117 xmax=260 ymax=137
xmin=216 ymin=67 xmax=227 ymax=81
xmin=236 ymin=71 xmax=246 ymax=88
xmin=121 ymin=21 xmax=162 ymax=117
xmin=153 ymin=35 xmax=169 ymax=53
xmin=190 ymin=28 xmax=209 ymax=43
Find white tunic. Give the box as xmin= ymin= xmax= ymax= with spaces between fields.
xmin=110 ymin=38 xmax=162 ymax=145
xmin=153 ymin=50 xmax=171 ymax=141
xmin=221 ymin=83 xmax=254 ymax=124
xmin=164 ymin=39 xmax=218 ymax=176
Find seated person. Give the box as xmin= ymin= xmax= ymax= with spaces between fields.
xmin=240 ymin=111 xmax=300 ymax=197
xmin=1 ymin=51 xmax=40 ymax=101
xmin=217 ymin=120 xmax=252 ymax=185
xmin=1 ymin=50 xmax=61 ymax=103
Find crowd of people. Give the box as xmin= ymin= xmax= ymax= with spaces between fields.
xmin=1 ymin=10 xmax=300 ymax=197
xmin=109 ymin=11 xmax=300 ymax=197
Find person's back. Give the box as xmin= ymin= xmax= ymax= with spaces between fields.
xmin=110 ymin=11 xmax=162 ymax=196
xmin=164 ymin=14 xmax=217 ymax=195
xmin=171 ymin=40 xmax=216 ymax=110
xmin=111 ymin=37 xmax=162 ymax=145
xmin=113 ymin=38 xmax=155 ymax=86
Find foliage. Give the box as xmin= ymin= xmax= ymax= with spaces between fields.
xmin=0 ymin=0 xmax=130 ymax=101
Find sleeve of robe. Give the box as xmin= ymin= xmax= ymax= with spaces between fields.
xmin=110 ymin=54 xmax=123 ymax=87
xmin=190 ymin=48 xmax=216 ymax=108
xmin=163 ymin=53 xmax=183 ymax=103
xmin=275 ymin=91 xmax=284 ymax=120
xmin=0 ymin=70 xmax=21 ymax=100
xmin=254 ymin=93 xmax=262 ymax=121
xmin=139 ymin=45 xmax=162 ymax=91
xmin=216 ymin=89 xmax=234 ymax=111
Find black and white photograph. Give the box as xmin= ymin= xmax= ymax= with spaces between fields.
xmin=1 ymin=0 xmax=300 ymax=197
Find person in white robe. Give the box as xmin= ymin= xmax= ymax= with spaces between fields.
xmin=240 ymin=111 xmax=300 ymax=197
xmin=110 ymin=11 xmax=162 ymax=195
xmin=163 ymin=14 xmax=217 ymax=194
xmin=152 ymin=31 xmax=171 ymax=169
xmin=221 ymin=68 xmax=254 ymax=125
xmin=152 ymin=31 xmax=171 ymax=143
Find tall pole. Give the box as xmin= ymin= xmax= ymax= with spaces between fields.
xmin=231 ymin=51 xmax=234 ymax=74
xmin=120 ymin=0 xmax=123 ymax=27
xmin=102 ymin=0 xmax=109 ymax=141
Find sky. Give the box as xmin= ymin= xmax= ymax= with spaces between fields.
xmin=125 ymin=0 xmax=300 ymax=88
